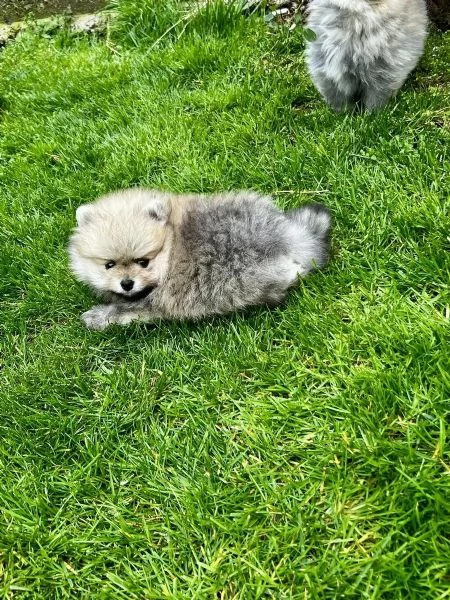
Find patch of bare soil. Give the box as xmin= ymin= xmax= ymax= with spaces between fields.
xmin=0 ymin=0 xmax=106 ymax=23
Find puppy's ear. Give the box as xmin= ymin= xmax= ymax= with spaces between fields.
xmin=147 ymin=198 xmax=171 ymax=223
xmin=76 ymin=203 xmax=93 ymax=226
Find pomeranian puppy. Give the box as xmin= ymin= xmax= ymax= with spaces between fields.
xmin=69 ymin=188 xmax=331 ymax=330
xmin=305 ymin=0 xmax=428 ymax=111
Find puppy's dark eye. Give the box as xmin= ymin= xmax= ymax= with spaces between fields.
xmin=105 ymin=261 xmax=116 ymax=270
xmin=135 ymin=258 xmax=149 ymax=268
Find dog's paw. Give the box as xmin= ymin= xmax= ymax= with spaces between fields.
xmin=81 ymin=305 xmax=115 ymax=330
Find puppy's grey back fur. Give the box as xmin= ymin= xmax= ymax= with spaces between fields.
xmin=151 ymin=192 xmax=330 ymax=318
xmin=305 ymin=0 xmax=428 ymax=111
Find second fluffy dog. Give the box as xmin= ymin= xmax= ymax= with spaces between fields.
xmin=305 ymin=0 xmax=428 ymax=112
xmin=69 ymin=188 xmax=331 ymax=329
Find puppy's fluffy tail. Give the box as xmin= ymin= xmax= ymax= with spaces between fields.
xmin=286 ymin=203 xmax=332 ymax=271
xmin=289 ymin=203 xmax=331 ymax=240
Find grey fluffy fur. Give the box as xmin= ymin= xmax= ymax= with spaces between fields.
xmin=69 ymin=188 xmax=331 ymax=330
xmin=305 ymin=0 xmax=428 ymax=111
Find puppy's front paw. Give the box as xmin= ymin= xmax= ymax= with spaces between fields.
xmin=81 ymin=305 xmax=115 ymax=330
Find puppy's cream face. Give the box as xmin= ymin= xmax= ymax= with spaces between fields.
xmin=69 ymin=189 xmax=172 ymax=300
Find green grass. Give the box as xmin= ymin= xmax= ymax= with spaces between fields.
xmin=1 ymin=1 xmax=450 ymax=597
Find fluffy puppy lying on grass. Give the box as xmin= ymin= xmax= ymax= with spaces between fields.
xmin=69 ymin=188 xmax=331 ymax=330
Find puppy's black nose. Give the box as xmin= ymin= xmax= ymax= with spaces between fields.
xmin=120 ymin=279 xmax=134 ymax=291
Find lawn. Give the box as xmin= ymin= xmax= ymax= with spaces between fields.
xmin=0 ymin=1 xmax=449 ymax=597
